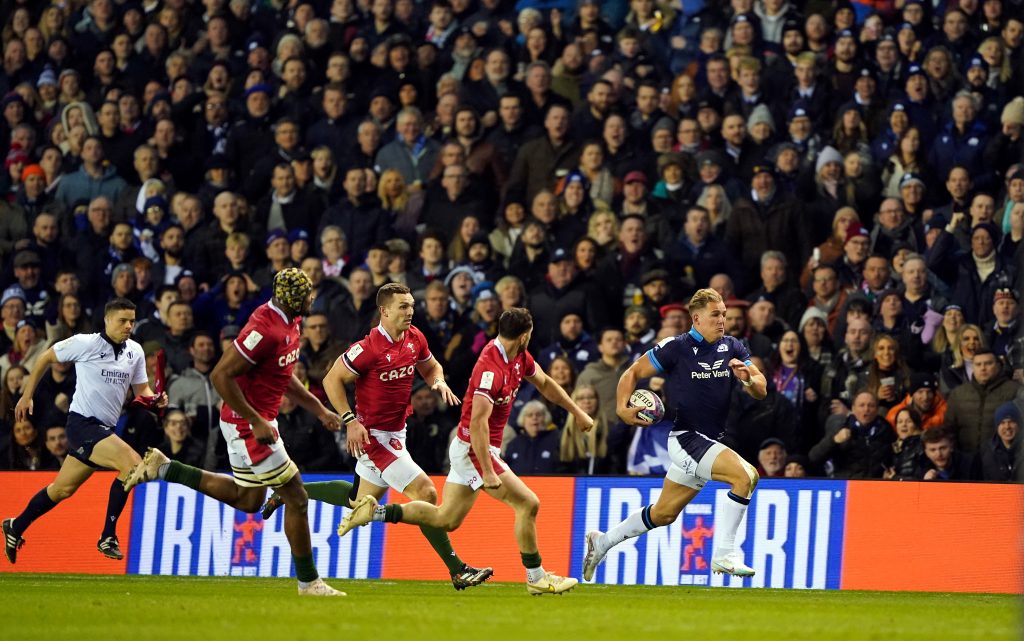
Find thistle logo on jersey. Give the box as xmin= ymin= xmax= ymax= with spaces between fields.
xmin=571 ymin=478 xmax=845 ymax=588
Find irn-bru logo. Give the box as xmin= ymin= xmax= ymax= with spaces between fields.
xmin=572 ymin=479 xmax=845 ymax=588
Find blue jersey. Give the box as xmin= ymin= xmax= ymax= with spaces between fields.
xmin=646 ymin=328 xmax=752 ymax=440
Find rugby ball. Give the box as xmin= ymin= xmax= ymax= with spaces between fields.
xmin=629 ymin=389 xmax=664 ymax=424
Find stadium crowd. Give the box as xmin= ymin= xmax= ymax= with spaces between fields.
xmin=0 ymin=0 xmax=1021 ymax=482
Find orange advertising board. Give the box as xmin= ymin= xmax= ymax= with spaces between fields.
xmin=842 ymin=481 xmax=1024 ymax=594
xmin=379 ymin=476 xmax=575 ymax=581
xmin=0 ymin=471 xmax=132 ymax=574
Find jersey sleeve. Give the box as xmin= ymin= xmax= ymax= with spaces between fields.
xmin=646 ymin=336 xmax=679 ymax=374
xmin=129 ymin=350 xmax=148 ymax=386
xmin=730 ymin=337 xmax=753 ymax=365
xmin=413 ymin=328 xmax=432 ymax=362
xmin=469 ymin=358 xmax=498 ymax=403
xmin=341 ymin=338 xmax=372 ymax=375
xmin=523 ymin=350 xmax=537 ymax=377
xmin=52 ymin=334 xmax=93 ymax=363
xmin=234 ymin=318 xmax=275 ymax=365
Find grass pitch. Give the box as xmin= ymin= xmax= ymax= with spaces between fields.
xmin=0 ymin=574 xmax=1018 ymax=641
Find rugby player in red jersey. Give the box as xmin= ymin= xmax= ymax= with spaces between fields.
xmin=124 ymin=268 xmax=345 ymax=596
xmin=261 ymin=283 xmax=493 ymax=590
xmin=338 ymin=308 xmax=594 ymax=595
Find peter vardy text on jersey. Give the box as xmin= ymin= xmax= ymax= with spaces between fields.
xmin=101 ymin=369 xmax=131 ymax=385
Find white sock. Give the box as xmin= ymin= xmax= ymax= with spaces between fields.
xmin=157 ymin=463 xmax=170 ymax=479
xmin=372 ymin=505 xmax=387 ymax=522
xmin=526 ymin=566 xmax=546 ymax=583
xmin=714 ymin=492 xmax=750 ymax=556
xmin=598 ymin=505 xmax=657 ymax=555
xmin=297 ymin=579 xmax=312 ymax=589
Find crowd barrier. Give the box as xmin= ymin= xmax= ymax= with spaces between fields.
xmin=1 ymin=472 xmax=1020 ymax=593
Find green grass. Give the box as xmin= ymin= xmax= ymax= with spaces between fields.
xmin=0 ymin=574 xmax=1018 ymax=641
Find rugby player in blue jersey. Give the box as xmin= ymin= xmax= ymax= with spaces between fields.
xmin=583 ymin=288 xmax=767 ymax=579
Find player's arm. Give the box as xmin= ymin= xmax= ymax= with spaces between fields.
xmin=616 ymin=354 xmax=660 ymax=426
xmin=130 ymin=382 xmax=169 ymax=409
xmin=468 ymin=395 xmax=501 ymax=489
xmin=525 ymin=368 xmax=593 ymax=432
xmin=322 ymin=354 xmax=370 ymax=457
xmin=284 ymin=375 xmax=341 ymax=432
xmin=14 ymin=347 xmax=57 ymax=421
xmin=210 ymin=344 xmax=277 ymax=444
xmin=414 ymin=356 xmax=460 ymax=405
xmin=729 ymin=358 xmax=767 ymax=400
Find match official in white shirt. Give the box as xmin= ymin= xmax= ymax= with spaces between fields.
xmin=2 ymin=298 xmax=167 ymax=565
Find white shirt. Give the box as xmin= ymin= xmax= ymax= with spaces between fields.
xmin=53 ymin=333 xmax=147 ymax=427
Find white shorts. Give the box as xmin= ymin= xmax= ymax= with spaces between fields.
xmin=445 ymin=437 xmax=508 ymax=491
xmin=219 ymin=419 xmax=299 ymax=488
xmin=666 ymin=431 xmax=727 ymax=490
xmin=354 ymin=428 xmax=425 ymax=492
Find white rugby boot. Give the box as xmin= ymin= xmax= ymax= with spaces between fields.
xmin=710 ymin=550 xmax=755 ymax=577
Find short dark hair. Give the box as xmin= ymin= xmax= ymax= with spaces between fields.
xmin=190 ymin=331 xmax=215 ymax=347
xmin=972 ymin=348 xmax=998 ymax=362
xmin=377 ymin=283 xmax=412 ymax=308
xmin=498 ymin=307 xmax=533 ymax=339
xmin=154 ymin=286 xmax=179 ymax=301
xmin=921 ymin=427 xmax=954 ymax=446
xmin=104 ymin=298 xmax=136 ymax=316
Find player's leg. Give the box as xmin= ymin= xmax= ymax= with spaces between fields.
xmin=584 ymin=433 xmax=708 ymax=581
xmin=261 ymin=478 xmax=355 ymax=518
xmin=339 ymin=478 xmax=480 ymax=534
xmin=87 ymin=434 xmax=145 ymax=561
xmin=3 ymin=455 xmax=95 ymax=563
xmin=125 ymin=421 xmax=271 ymax=512
xmin=402 ymin=473 xmax=494 ymax=589
xmin=708 ymin=446 xmax=758 ymax=577
xmin=486 ymin=469 xmax=577 ymax=595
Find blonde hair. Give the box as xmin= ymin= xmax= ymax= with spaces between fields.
xmin=688 ymin=288 xmax=723 ymax=314
xmin=951 ymin=324 xmax=986 ymax=368
xmin=225 ymin=232 xmax=250 ymax=250
xmin=586 ymin=210 xmax=618 ymax=242
xmin=377 ymin=168 xmax=409 ymax=211
xmin=560 ymin=385 xmax=608 ymax=463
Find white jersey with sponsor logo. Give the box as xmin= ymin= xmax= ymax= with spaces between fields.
xmin=53 ymin=333 xmax=147 ymax=426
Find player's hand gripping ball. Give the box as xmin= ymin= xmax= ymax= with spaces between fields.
xmin=629 ymin=389 xmax=664 ymax=424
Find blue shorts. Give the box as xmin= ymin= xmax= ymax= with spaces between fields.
xmin=66 ymin=412 xmax=114 ymax=468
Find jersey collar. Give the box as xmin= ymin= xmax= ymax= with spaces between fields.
xmin=375 ymin=324 xmax=396 ymax=343
xmin=101 ymin=332 xmax=127 ymax=359
xmin=494 ymin=338 xmax=509 ymax=363
xmin=688 ymin=327 xmax=705 ymax=343
xmin=267 ymin=300 xmax=290 ymax=324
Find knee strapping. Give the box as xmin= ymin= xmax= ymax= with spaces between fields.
xmin=742 ymin=461 xmax=759 ymax=497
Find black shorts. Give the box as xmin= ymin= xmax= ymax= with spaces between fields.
xmin=66 ymin=411 xmax=115 ymax=468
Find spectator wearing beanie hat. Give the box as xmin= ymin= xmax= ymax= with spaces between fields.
xmin=885 ymin=372 xmax=948 ymax=432
xmin=974 ymin=401 xmax=1021 ymax=481
xmin=985 ymin=97 xmax=1024 ymax=182
xmin=15 ymin=163 xmax=49 ymax=220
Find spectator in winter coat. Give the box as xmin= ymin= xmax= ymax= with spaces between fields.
xmin=974 ymin=401 xmax=1020 ymax=481
xmin=944 ymin=350 xmax=1022 ymax=454
xmin=810 ymin=391 xmax=895 ymax=479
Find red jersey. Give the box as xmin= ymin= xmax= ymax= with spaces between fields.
xmin=457 ymin=338 xmax=536 ymax=448
xmin=220 ymin=301 xmax=302 ymax=426
xmin=342 ymin=324 xmax=432 ymax=431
